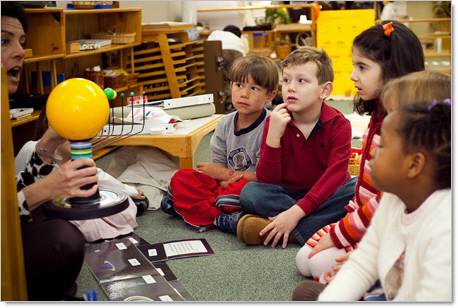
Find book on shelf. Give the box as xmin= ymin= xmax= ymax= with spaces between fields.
xmin=66 ymin=39 xmax=112 ymax=52
xmin=10 ymin=108 xmax=33 ymax=120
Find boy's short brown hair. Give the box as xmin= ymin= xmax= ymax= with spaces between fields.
xmin=228 ymin=55 xmax=279 ymax=93
xmin=282 ymin=46 xmax=334 ymax=85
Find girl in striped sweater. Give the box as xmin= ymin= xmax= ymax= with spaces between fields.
xmin=294 ymin=21 xmax=425 ymax=283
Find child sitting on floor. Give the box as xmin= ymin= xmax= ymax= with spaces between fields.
xmin=291 ymin=69 xmax=451 ymax=301
xmin=161 ymin=55 xmax=279 ymax=233
xmin=237 ymin=46 xmax=356 ymax=249
xmin=318 ymin=99 xmax=451 ymax=301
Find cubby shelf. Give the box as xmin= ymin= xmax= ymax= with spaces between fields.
xmin=131 ymin=24 xmax=206 ymax=101
xmin=21 ymin=8 xmax=142 ymax=97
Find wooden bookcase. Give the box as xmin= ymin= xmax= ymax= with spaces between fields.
xmin=13 ymin=8 xmax=142 ymax=155
xmin=20 ymin=8 xmax=142 ymax=99
xmin=131 ymin=24 xmax=206 ymax=102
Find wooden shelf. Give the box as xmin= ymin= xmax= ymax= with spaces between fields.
xmin=417 ymin=34 xmax=450 ymax=40
xmin=64 ymin=43 xmax=141 ymax=59
xmin=133 ymin=26 xmax=206 ymax=101
xmin=376 ymin=17 xmax=451 ymax=24
xmin=141 ymin=22 xmax=195 ymax=36
xmin=197 ymin=4 xmax=318 ymax=12
xmin=10 ymin=110 xmax=41 ymax=128
xmin=63 ymin=8 xmax=141 ymax=15
xmin=15 ymin=8 xmax=143 ymax=154
xmin=23 ymin=54 xmax=65 ymax=64
xmin=423 ymin=49 xmax=451 ymax=57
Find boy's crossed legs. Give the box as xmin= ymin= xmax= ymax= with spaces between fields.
xmin=238 ymin=177 xmax=357 ymax=245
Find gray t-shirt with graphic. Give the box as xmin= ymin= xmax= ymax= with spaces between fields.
xmin=210 ymin=108 xmax=269 ymax=172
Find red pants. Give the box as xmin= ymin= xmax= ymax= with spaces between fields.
xmin=169 ymin=169 xmax=248 ymax=230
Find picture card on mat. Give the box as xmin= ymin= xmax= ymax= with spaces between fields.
xmin=138 ymin=238 xmax=214 ymax=262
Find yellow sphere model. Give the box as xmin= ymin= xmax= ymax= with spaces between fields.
xmin=46 ymin=78 xmax=109 ymax=140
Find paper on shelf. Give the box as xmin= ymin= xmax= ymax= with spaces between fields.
xmin=126 ymin=107 xmax=182 ymax=125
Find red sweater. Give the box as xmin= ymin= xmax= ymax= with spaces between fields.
xmin=256 ymin=103 xmax=352 ymax=215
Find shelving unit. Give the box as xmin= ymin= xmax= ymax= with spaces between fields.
xmin=132 ymin=23 xmax=206 ymax=101
xmin=13 ymin=8 xmax=142 ymax=154
xmin=20 ymin=8 xmax=142 ymax=99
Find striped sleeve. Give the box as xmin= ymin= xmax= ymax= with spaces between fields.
xmin=329 ymin=126 xmax=382 ymax=248
xmin=330 ymin=192 xmax=382 ymax=248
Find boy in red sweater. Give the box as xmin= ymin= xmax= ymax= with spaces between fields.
xmin=237 ymin=47 xmax=356 ymax=248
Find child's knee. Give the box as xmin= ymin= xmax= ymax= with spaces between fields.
xmin=239 ymin=182 xmax=257 ymax=206
xmin=308 ymin=247 xmax=346 ymax=279
xmin=296 ymin=245 xmax=313 ymax=277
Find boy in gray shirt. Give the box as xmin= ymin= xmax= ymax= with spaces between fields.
xmin=162 ymin=55 xmax=279 ymax=233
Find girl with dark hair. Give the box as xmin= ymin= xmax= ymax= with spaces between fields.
xmin=294 ymin=20 xmax=425 ymax=288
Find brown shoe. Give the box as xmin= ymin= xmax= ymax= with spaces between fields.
xmin=237 ymin=214 xmax=270 ymax=245
xmin=236 ymin=214 xmax=298 ymax=245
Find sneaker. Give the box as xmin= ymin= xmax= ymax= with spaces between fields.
xmin=161 ymin=196 xmax=176 ymax=216
xmin=237 ymin=214 xmax=298 ymax=245
xmin=133 ymin=197 xmax=149 ymax=216
xmin=214 ymin=211 xmax=244 ymax=234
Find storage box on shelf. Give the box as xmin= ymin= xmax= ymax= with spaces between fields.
xmin=131 ymin=23 xmax=206 ymax=102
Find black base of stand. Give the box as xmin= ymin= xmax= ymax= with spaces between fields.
xmin=42 ymin=189 xmax=129 ymax=220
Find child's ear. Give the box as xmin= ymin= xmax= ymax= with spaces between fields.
xmin=266 ymin=90 xmax=277 ymax=104
xmin=406 ymin=152 xmax=426 ymax=179
xmin=319 ymin=82 xmax=333 ymax=100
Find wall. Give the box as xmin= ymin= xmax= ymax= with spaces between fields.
xmin=406 ymin=1 xmax=433 ymax=35
xmin=195 ymin=1 xmax=248 ymax=30
xmin=118 ymin=1 xmax=183 ymax=23
xmin=54 ymin=1 xmax=183 ymax=22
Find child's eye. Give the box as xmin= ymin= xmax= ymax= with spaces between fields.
xmin=283 ymin=77 xmax=290 ymax=83
xmin=299 ymin=78 xmax=306 ymax=83
xmin=235 ymin=83 xmax=243 ymax=88
xmin=251 ymin=86 xmax=260 ymax=91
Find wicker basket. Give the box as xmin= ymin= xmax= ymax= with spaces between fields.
xmin=248 ymin=47 xmax=273 ymax=58
xmin=90 ymin=32 xmax=136 ymax=44
xmin=275 ymin=44 xmax=292 ymax=59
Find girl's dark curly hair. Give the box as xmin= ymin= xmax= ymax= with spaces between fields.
xmin=353 ymin=20 xmax=425 ymax=116
xmin=395 ymin=100 xmax=451 ymax=189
